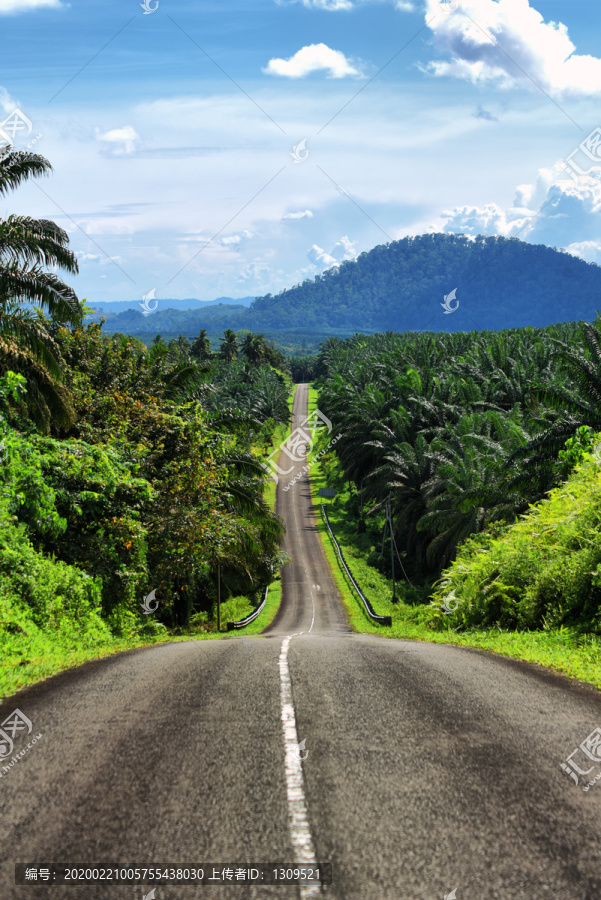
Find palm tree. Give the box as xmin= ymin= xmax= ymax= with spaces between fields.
xmin=220 ymin=329 xmax=239 ymax=362
xmin=191 ymin=328 xmax=212 ymax=360
xmin=240 ymin=332 xmax=266 ymax=365
xmin=520 ymin=317 xmax=601 ymax=458
xmin=0 ymin=149 xmax=83 ymax=429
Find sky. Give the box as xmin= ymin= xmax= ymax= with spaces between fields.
xmin=0 ymin=0 xmax=600 ymax=306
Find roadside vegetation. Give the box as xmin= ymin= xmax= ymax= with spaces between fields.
xmin=0 ymin=150 xmax=290 ymax=698
xmin=310 ymin=325 xmax=601 ymax=688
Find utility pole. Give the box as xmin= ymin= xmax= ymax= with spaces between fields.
xmin=217 ymin=562 xmax=221 ymax=632
xmin=387 ymin=493 xmax=396 ymax=603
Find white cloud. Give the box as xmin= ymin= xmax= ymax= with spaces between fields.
xmin=263 ymin=43 xmax=361 ymax=79
xmin=308 ymin=244 xmax=337 ymax=267
xmin=439 ymin=162 xmax=601 ymax=263
xmin=279 ymin=0 xmax=414 ymax=8
xmin=0 ymin=0 xmax=63 ymax=12
xmin=424 ymin=0 xmax=601 ymax=97
xmin=96 ymin=126 xmax=139 ymax=154
xmin=307 ymin=235 xmax=357 ymax=269
xmin=237 ymin=260 xmax=275 ymax=283
xmin=75 ymin=251 xmax=123 ymax=265
xmin=76 ymin=252 xmax=102 ymax=262
xmin=566 ymin=240 xmax=601 ymax=264
xmin=82 ymin=220 xmax=135 ymax=235
xmin=282 ymin=209 xmax=314 ymax=220
xmin=221 ymin=231 xmax=252 ymax=247
xmin=334 ymin=235 xmax=358 ymax=259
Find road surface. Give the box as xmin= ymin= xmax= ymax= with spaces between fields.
xmin=1 ymin=384 xmax=601 ymax=899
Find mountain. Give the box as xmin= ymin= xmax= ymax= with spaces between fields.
xmin=97 ymin=234 xmax=601 ymax=343
xmin=249 ymin=233 xmax=601 ymax=333
xmin=86 ymin=295 xmax=255 ymax=317
xmin=86 ymin=303 xmax=248 ymax=336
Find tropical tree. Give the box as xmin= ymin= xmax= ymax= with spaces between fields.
xmin=0 ymin=149 xmax=83 ymax=429
xmin=220 ymin=328 xmax=239 ymax=362
xmin=191 ymin=328 xmax=212 ymax=360
xmin=241 ymin=332 xmax=266 ymax=365
xmin=519 ymin=316 xmax=601 ymax=459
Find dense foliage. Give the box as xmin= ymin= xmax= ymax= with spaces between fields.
xmin=23 ymin=324 xmax=290 ymax=631
xmin=314 ymin=320 xmax=601 ymax=624
xmin=0 ymin=147 xmax=291 ymax=648
xmin=430 ymin=450 xmax=601 ymax=633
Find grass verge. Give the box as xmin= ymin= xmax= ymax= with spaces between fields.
xmin=0 ymin=582 xmax=285 ymax=700
xmin=260 ymin=381 xmax=294 ymax=512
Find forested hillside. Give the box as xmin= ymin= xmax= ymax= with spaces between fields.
xmin=253 ymin=234 xmax=601 ymax=332
xmin=86 ymin=295 xmax=255 ymax=318
xmin=98 ymin=234 xmax=601 ymax=345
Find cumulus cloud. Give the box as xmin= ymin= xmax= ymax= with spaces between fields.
xmin=237 ymin=260 xmax=275 ymax=284
xmin=566 ymin=241 xmax=601 ymax=263
xmin=282 ymin=209 xmax=314 ymax=220
xmin=439 ymin=162 xmax=601 ymax=263
xmin=423 ymin=0 xmax=601 ymax=97
xmin=307 ymin=235 xmax=357 ymax=269
xmin=96 ymin=126 xmax=139 ymax=155
xmin=308 ymin=244 xmax=337 ymax=267
xmin=263 ymin=43 xmax=361 ymax=78
xmin=395 ymin=1 xmax=415 ymax=10
xmin=0 ymin=0 xmax=63 ymax=11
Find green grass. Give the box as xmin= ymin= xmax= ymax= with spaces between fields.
xmin=0 ymin=630 xmax=168 ymax=700
xmin=307 ymin=384 xmax=319 ymax=416
xmin=220 ymin=581 xmax=283 ymax=636
xmin=257 ymin=381 xmax=294 ymax=512
xmin=306 ymin=405 xmax=601 ymax=691
xmin=0 ymin=582 xmax=285 ymax=700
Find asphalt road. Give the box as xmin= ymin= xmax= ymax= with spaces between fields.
xmin=1 ymin=384 xmax=601 ymax=899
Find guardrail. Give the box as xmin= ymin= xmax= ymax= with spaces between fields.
xmin=322 ymin=505 xmax=392 ymax=627
xmin=226 ymin=584 xmax=269 ymax=630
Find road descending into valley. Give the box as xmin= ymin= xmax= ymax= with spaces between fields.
xmin=2 ymin=383 xmax=601 ymax=899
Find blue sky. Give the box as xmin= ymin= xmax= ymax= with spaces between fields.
xmin=1 ymin=0 xmax=600 ymax=306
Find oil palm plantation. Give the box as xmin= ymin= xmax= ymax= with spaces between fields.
xmin=0 ymin=149 xmax=83 ymax=429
